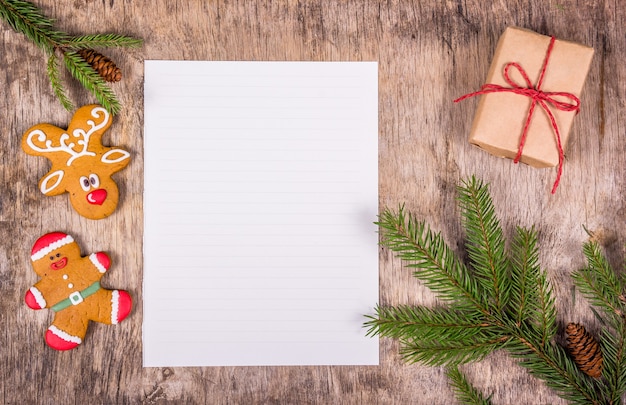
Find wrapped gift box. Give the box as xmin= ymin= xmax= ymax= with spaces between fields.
xmin=464 ymin=27 xmax=594 ymax=168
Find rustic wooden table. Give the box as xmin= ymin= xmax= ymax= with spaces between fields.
xmin=1 ymin=1 xmax=624 ymax=404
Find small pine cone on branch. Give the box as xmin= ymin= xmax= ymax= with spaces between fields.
xmin=566 ymin=322 xmax=603 ymax=378
xmin=78 ymin=49 xmax=122 ymax=82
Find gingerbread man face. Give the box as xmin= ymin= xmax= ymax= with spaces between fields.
xmin=22 ymin=105 xmax=130 ymax=220
xmin=25 ymin=232 xmax=132 ymax=351
xmin=31 ymin=234 xmax=81 ymax=278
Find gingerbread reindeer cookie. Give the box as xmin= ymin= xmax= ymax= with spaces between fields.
xmin=25 ymin=232 xmax=132 ymax=350
xmin=22 ymin=104 xmax=130 ymax=219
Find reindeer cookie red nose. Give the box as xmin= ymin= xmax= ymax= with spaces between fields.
xmin=86 ymin=189 xmax=107 ymax=205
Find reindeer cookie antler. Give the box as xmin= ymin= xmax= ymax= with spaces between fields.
xmin=22 ymin=105 xmax=130 ymax=219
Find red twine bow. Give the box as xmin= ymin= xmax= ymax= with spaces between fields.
xmin=454 ymin=36 xmax=581 ymax=194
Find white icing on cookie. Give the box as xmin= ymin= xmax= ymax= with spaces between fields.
xmin=111 ymin=290 xmax=120 ymax=324
xmin=48 ymin=325 xmax=82 ymax=344
xmin=29 ymin=286 xmax=47 ymax=308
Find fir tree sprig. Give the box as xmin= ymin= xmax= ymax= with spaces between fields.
xmin=365 ymin=176 xmax=624 ymax=404
xmin=0 ymin=0 xmax=66 ymax=52
xmin=510 ymin=228 xmax=540 ymax=326
xmin=599 ymin=325 xmax=626 ymax=404
xmin=0 ymin=0 xmax=142 ymax=114
xmin=458 ymin=176 xmax=509 ymax=312
xmin=573 ymin=241 xmax=626 ymax=404
xmin=509 ymin=226 xmax=556 ymax=345
xmin=446 ymin=366 xmax=493 ymax=405
xmin=367 ymin=305 xmax=495 ymax=343
xmin=399 ymin=334 xmax=511 ymax=367
xmin=63 ymin=50 xmax=120 ymax=115
xmin=67 ymin=33 xmax=143 ymax=49
xmin=507 ymin=335 xmax=601 ymax=404
xmin=573 ymin=242 xmax=626 ymax=326
xmin=375 ymin=206 xmax=490 ymax=314
xmin=46 ymin=52 xmax=72 ymax=111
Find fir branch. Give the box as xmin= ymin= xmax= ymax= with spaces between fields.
xmin=508 ymin=337 xmax=601 ymax=405
xmin=572 ymin=241 xmax=626 ymax=326
xmin=458 ymin=176 xmax=509 ymax=312
xmin=67 ymin=33 xmax=143 ymax=50
xmin=575 ymin=242 xmax=626 ymax=403
xmin=600 ymin=325 xmax=626 ymax=404
xmin=364 ymin=305 xmax=498 ymax=342
xmin=63 ymin=50 xmax=120 ymax=115
xmin=399 ymin=334 xmax=511 ymax=367
xmin=446 ymin=366 xmax=492 ymax=405
xmin=367 ymin=177 xmax=617 ymax=405
xmin=583 ymin=241 xmax=625 ymax=302
xmin=0 ymin=0 xmax=66 ymax=52
xmin=534 ymin=264 xmax=557 ymax=347
xmin=509 ymin=226 xmax=538 ymax=326
xmin=0 ymin=0 xmax=142 ymax=113
xmin=376 ymin=207 xmax=490 ymax=314
xmin=46 ymin=53 xmax=73 ymax=111
xmin=509 ymin=226 xmax=556 ymax=345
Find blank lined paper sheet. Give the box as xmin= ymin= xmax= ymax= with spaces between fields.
xmin=143 ymin=61 xmax=378 ymax=367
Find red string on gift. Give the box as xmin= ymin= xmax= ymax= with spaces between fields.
xmin=454 ymin=36 xmax=581 ymax=194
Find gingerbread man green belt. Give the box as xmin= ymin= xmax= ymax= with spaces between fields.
xmin=25 ymin=232 xmax=132 ymax=351
xmin=49 ymin=281 xmax=101 ymax=312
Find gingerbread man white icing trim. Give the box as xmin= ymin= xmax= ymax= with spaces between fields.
xmin=25 ymin=232 xmax=132 ymax=351
xmin=30 ymin=234 xmax=74 ymax=261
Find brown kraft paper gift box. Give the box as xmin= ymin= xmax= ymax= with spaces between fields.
xmin=464 ymin=27 xmax=594 ymax=169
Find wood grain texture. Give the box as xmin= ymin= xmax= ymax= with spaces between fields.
xmin=1 ymin=0 xmax=623 ymax=404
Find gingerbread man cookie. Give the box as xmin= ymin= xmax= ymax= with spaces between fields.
xmin=21 ymin=104 xmax=130 ymax=220
xmin=25 ymin=232 xmax=132 ymax=351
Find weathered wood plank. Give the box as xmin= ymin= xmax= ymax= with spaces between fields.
xmin=0 ymin=1 xmax=623 ymax=404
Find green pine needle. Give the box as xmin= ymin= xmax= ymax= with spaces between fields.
xmin=446 ymin=366 xmax=492 ymax=405
xmin=366 ymin=175 xmax=623 ymax=404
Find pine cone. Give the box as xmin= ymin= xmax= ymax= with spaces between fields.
xmin=566 ymin=322 xmax=603 ymax=378
xmin=78 ymin=49 xmax=122 ymax=82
